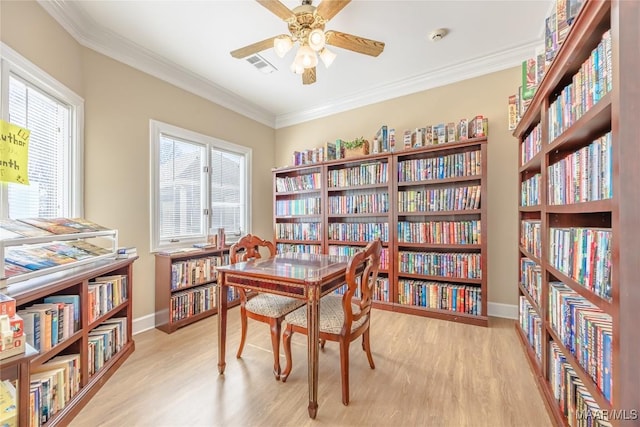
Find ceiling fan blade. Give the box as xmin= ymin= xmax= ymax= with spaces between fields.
xmin=316 ymin=0 xmax=351 ymax=21
xmin=303 ymin=67 xmax=317 ymax=85
xmin=231 ymin=36 xmax=279 ymax=59
xmin=325 ymin=30 xmax=385 ymax=57
xmin=256 ymin=0 xmax=296 ymax=21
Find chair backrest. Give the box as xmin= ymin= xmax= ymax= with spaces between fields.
xmin=229 ymin=234 xmax=276 ymax=265
xmin=342 ymin=238 xmax=382 ymax=332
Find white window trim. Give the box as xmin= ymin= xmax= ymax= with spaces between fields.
xmin=0 ymin=42 xmax=85 ymax=218
xmin=149 ymin=119 xmax=252 ymax=252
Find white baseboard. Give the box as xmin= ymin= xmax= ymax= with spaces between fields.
xmin=487 ymin=302 xmax=518 ymax=319
xmin=133 ymin=313 xmax=156 ymax=335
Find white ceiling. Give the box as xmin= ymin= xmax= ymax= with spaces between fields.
xmin=39 ymin=0 xmax=552 ymax=128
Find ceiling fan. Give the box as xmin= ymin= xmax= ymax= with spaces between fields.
xmin=230 ymin=0 xmax=385 ymax=85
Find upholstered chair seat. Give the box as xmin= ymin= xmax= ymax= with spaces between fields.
xmin=246 ymin=294 xmax=304 ymax=318
xmin=284 ymin=295 xmax=365 ymax=335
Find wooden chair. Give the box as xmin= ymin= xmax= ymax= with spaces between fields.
xmin=229 ymin=234 xmax=305 ymax=380
xmin=280 ymin=239 xmax=382 ymax=405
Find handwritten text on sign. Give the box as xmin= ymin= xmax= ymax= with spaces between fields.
xmin=0 ymin=119 xmax=30 ymax=185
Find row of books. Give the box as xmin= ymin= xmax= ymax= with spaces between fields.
xmin=398 ymin=149 xmax=482 ymax=182
xmin=519 ymin=296 xmax=543 ymax=362
xmin=549 ymin=341 xmax=613 ymax=427
xmin=275 ymin=197 xmax=321 ymax=216
xmin=30 ymin=353 xmax=81 ymax=425
xmin=397 ymin=185 xmax=481 ymax=213
xmin=398 ymin=251 xmax=482 ymax=279
xmin=520 ymin=257 xmax=542 ymax=306
xmin=275 ymin=172 xmax=322 ymax=193
xmin=520 ymin=123 xmax=542 ymax=165
xmin=275 ymin=223 xmax=322 ymax=241
xmin=0 ymin=217 xmax=109 ymax=239
xmin=170 ymin=255 xmax=228 ymax=290
xmin=397 ymin=220 xmax=481 ymax=246
xmin=275 ymin=243 xmax=322 ymax=254
xmin=327 ymin=162 xmax=389 ymax=188
xmin=291 ymin=147 xmax=325 ymax=166
xmin=548 ymin=133 xmax=612 ymax=205
xmin=17 ymin=295 xmax=80 ymax=353
xmin=327 ymin=193 xmax=389 ymax=215
xmin=521 ymin=173 xmax=541 ymax=207
xmin=520 ymin=220 xmax=542 ymax=259
xmin=87 ymin=275 xmax=128 ymax=324
xmin=548 ymin=29 xmax=612 ymax=141
xmin=397 ymin=279 xmax=482 ymax=315
xmin=327 ymin=223 xmax=389 ymax=243
xmin=549 ymin=282 xmax=612 ymax=402
xmin=4 ymin=240 xmax=112 ymax=278
xmin=88 ymin=317 xmax=127 ymax=376
xmin=328 ymin=245 xmax=389 ymax=271
xmin=333 ymin=276 xmax=390 ymax=303
xmin=403 ymin=117 xmax=487 ymax=151
xmin=509 ymin=0 xmax=583 ymax=129
xmin=170 ymin=285 xmax=240 ymax=323
xmin=549 ymin=227 xmax=612 ymax=300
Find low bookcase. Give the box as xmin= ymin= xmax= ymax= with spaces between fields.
xmin=3 ymin=257 xmax=136 ymax=426
xmin=154 ymin=248 xmax=239 ymax=333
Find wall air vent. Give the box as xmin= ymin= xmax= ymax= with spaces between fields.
xmin=245 ymin=54 xmax=277 ymax=74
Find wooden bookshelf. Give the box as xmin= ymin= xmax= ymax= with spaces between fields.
xmin=154 ymin=247 xmax=238 ymax=334
xmin=273 ymin=137 xmax=488 ymax=326
xmin=514 ymin=1 xmax=640 ymax=425
xmin=3 ymin=257 xmax=136 ymax=426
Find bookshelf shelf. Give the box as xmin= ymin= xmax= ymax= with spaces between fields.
xmin=519 ymin=151 xmax=543 ymax=173
xmin=518 ymin=283 xmax=541 ymax=315
xmin=274 ymin=137 xmax=487 ymax=327
xmin=3 ymin=257 xmax=136 ymax=426
xmin=154 ymin=247 xmax=238 ymax=334
xmin=514 ymin=1 xmax=639 ymax=424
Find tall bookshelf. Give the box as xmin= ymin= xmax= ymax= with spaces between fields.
xmin=154 ymin=247 xmax=237 ymax=334
xmin=514 ymin=1 xmax=640 ymax=425
xmin=273 ymin=137 xmax=488 ymax=327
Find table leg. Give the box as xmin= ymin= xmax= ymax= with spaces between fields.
xmin=217 ymin=271 xmax=228 ymax=375
xmin=307 ymin=285 xmax=319 ymax=419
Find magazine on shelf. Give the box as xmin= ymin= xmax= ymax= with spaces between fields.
xmin=0 ymin=219 xmax=53 ymax=238
xmin=67 ymin=240 xmax=112 ymax=256
xmin=41 ymin=242 xmax=95 ymax=261
xmin=17 ymin=218 xmax=80 ymax=235
xmin=69 ymin=218 xmax=110 ymax=232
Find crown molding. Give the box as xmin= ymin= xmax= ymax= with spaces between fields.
xmin=274 ymin=38 xmax=541 ymax=128
xmin=38 ymin=0 xmax=541 ymax=131
xmin=37 ymin=0 xmax=276 ymax=128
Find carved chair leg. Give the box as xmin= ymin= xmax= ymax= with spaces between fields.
xmin=236 ymin=306 xmax=248 ymax=359
xmin=362 ymin=329 xmax=376 ymax=369
xmin=281 ymin=326 xmax=294 ymax=383
xmin=269 ymin=318 xmax=282 ymax=380
xmin=320 ymin=338 xmax=326 ymax=350
xmin=363 ymin=328 xmax=375 ymax=369
xmin=339 ymin=339 xmax=350 ymax=406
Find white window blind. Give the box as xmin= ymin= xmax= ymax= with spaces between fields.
xmin=1 ymin=44 xmax=83 ymax=220
xmin=158 ymin=135 xmax=205 ymax=241
xmin=7 ymin=75 xmax=69 ymax=218
xmin=210 ymin=149 xmax=245 ymax=239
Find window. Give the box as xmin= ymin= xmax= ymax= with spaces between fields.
xmin=150 ymin=120 xmax=251 ymax=251
xmin=0 ymin=44 xmax=84 ymax=220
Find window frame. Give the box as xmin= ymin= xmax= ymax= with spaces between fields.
xmin=0 ymin=42 xmax=85 ymax=219
xmin=149 ymin=119 xmax=252 ymax=252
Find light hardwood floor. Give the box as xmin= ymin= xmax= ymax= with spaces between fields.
xmin=70 ymin=308 xmax=552 ymax=427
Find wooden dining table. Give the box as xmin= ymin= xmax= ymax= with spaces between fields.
xmin=216 ymin=252 xmax=352 ymax=419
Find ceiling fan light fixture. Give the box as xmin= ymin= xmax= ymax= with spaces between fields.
xmin=308 ymin=28 xmax=326 ymax=51
xmin=274 ymin=35 xmax=293 ymax=58
xmin=319 ymin=47 xmax=336 ymax=68
xmin=290 ymin=60 xmax=305 ymax=75
xmin=295 ymin=45 xmax=318 ymax=69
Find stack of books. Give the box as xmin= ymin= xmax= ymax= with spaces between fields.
xmin=0 ymin=294 xmax=25 ymax=360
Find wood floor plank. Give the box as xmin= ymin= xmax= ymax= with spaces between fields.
xmin=70 ymin=308 xmax=551 ymax=426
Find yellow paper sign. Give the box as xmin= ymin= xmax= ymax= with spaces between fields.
xmin=0 ymin=119 xmax=30 ymax=185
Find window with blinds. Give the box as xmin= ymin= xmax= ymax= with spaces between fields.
xmin=0 ymin=47 xmax=84 ymax=220
xmin=150 ymin=120 xmax=251 ymax=251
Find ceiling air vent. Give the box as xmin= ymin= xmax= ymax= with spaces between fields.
xmin=245 ymin=54 xmax=277 ymax=74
